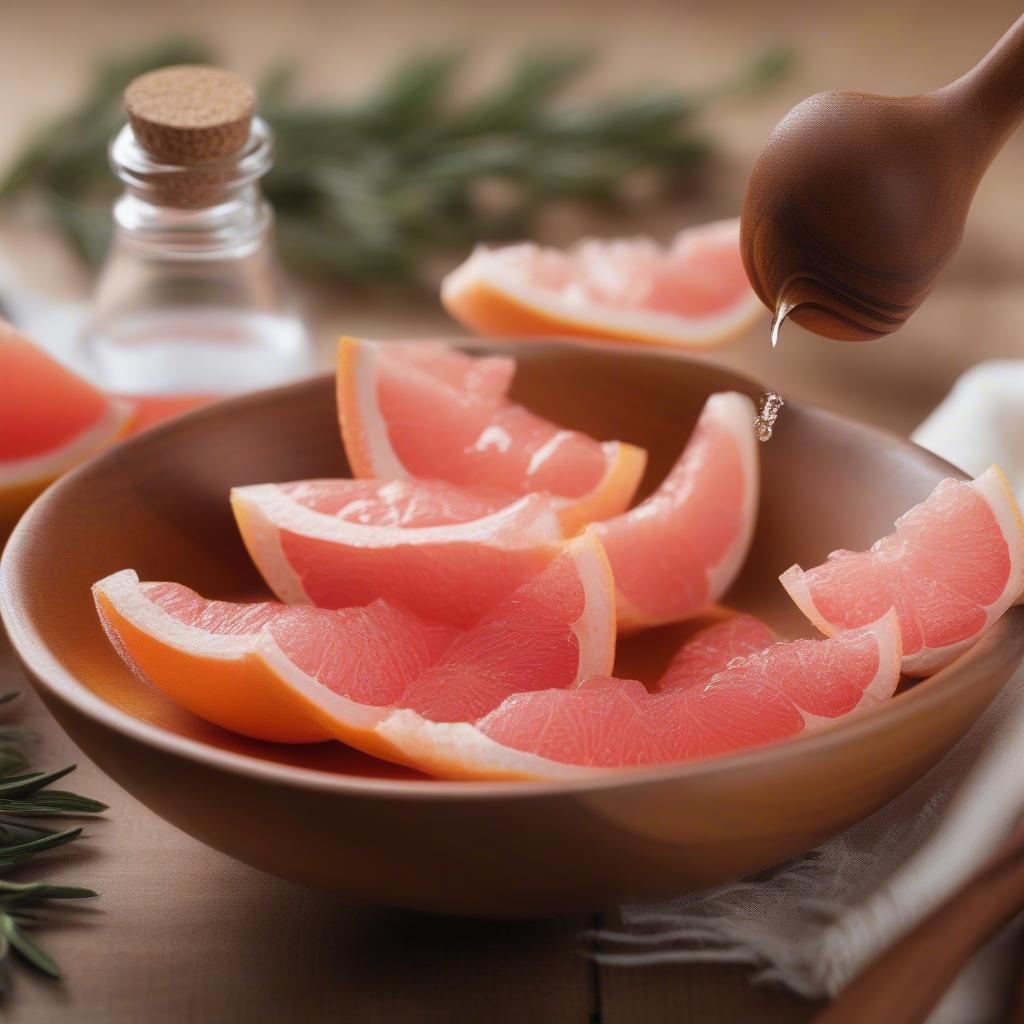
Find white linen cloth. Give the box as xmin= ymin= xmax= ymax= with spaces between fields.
xmin=597 ymin=360 xmax=1024 ymax=1023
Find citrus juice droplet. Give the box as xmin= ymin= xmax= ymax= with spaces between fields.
xmin=755 ymin=297 xmax=790 ymax=441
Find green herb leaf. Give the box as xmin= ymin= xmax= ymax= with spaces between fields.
xmin=2 ymin=915 xmax=61 ymax=978
xmin=0 ymin=698 xmax=104 ymax=988
xmin=0 ymin=766 xmax=77 ymax=797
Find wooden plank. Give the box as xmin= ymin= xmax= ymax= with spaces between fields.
xmin=591 ymin=907 xmax=822 ymax=1023
xmin=0 ymin=638 xmax=594 ymax=1024
xmin=598 ymin=960 xmax=821 ymax=1024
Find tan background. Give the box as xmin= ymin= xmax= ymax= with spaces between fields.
xmin=5 ymin=0 xmax=1024 ymax=433
xmin=2 ymin=0 xmax=1024 ymax=1020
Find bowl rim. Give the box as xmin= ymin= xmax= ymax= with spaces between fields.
xmin=1 ymin=350 xmax=1010 ymax=803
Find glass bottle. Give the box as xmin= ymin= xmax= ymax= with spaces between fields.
xmin=79 ymin=66 xmax=313 ymax=413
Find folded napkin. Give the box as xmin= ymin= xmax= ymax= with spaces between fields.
xmin=598 ymin=360 xmax=1024 ymax=1024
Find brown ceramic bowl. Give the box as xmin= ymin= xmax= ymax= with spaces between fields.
xmin=2 ymin=340 xmax=1022 ymax=917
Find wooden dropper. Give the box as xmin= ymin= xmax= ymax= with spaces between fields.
xmin=740 ymin=14 xmax=1024 ymax=341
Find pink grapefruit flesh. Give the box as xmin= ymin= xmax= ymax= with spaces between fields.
xmin=440 ymin=218 xmax=763 ymax=350
xmin=376 ymin=613 xmax=901 ymax=780
xmin=395 ymin=530 xmax=616 ymax=723
xmin=93 ymin=532 xmax=614 ymax=760
xmin=781 ymin=466 xmax=1024 ymax=676
xmin=1 ymin=321 xmax=131 ymax=531
xmin=592 ymin=391 xmax=759 ymax=629
xmin=658 ymin=613 xmax=777 ymax=691
xmin=232 ymin=479 xmax=563 ymax=629
xmin=380 ymin=340 xmax=515 ymax=399
xmin=337 ymin=336 xmax=648 ymax=534
xmin=92 ymin=569 xmax=457 ymax=746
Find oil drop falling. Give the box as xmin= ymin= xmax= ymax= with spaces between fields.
xmin=754 ymin=391 xmax=785 ymax=442
xmin=770 ymin=291 xmax=796 ymax=349
xmin=756 ymin=297 xmax=791 ymax=441
xmin=770 ymin=311 xmax=784 ymax=349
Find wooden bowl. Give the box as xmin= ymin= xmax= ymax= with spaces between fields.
xmin=2 ymin=341 xmax=1022 ymax=917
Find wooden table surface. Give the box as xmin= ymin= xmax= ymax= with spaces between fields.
xmin=3 ymin=0 xmax=1024 ymax=1020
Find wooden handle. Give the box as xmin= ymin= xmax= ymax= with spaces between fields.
xmin=814 ymin=820 xmax=1024 ymax=1024
xmin=945 ymin=14 xmax=1024 ymax=153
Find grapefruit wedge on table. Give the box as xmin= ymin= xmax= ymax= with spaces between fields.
xmin=337 ymin=336 xmax=648 ymax=533
xmin=93 ymin=533 xmax=615 ymax=760
xmin=232 ymin=479 xmax=563 ymax=629
xmin=0 ymin=321 xmax=131 ymax=532
xmin=441 ymin=218 xmax=763 ymax=350
xmin=377 ymin=613 xmax=901 ymax=781
xmin=593 ymin=391 xmax=759 ymax=629
xmin=782 ymin=466 xmax=1024 ymax=676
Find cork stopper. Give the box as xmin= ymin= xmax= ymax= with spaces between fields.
xmin=124 ymin=65 xmax=256 ymax=165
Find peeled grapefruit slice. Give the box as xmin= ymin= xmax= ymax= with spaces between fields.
xmin=92 ymin=569 xmax=458 ymax=745
xmin=376 ymin=613 xmax=901 ymax=780
xmin=440 ymin=218 xmax=763 ymax=350
xmin=337 ymin=336 xmax=648 ymax=534
xmin=1 ymin=321 xmax=131 ymax=532
xmin=93 ymin=532 xmax=613 ymax=758
xmin=232 ymin=479 xmax=562 ymax=629
xmin=592 ymin=391 xmax=759 ymax=629
xmin=781 ymin=466 xmax=1024 ymax=676
xmin=658 ymin=613 xmax=776 ymax=691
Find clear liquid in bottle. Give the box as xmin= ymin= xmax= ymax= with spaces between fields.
xmin=78 ymin=67 xmax=314 ymax=413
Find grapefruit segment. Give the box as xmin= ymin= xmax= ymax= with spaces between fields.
xmin=337 ymin=336 xmax=648 ymax=534
xmin=658 ymin=614 xmax=776 ymax=691
xmin=440 ymin=218 xmax=763 ymax=350
xmin=231 ymin=480 xmax=563 ymax=628
xmin=393 ymin=530 xmax=615 ymax=724
xmin=781 ymin=466 xmax=1024 ymax=676
xmin=380 ymin=340 xmax=515 ymax=399
xmin=1 ymin=321 xmax=132 ymax=531
xmin=93 ymin=532 xmax=613 ymax=759
xmin=376 ymin=614 xmax=901 ymax=780
xmin=592 ymin=391 xmax=759 ymax=629
xmin=92 ymin=570 xmax=458 ymax=746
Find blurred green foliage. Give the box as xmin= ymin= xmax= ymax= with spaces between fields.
xmin=0 ymin=38 xmax=792 ymax=286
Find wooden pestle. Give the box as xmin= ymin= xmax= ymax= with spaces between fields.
xmin=741 ymin=15 xmax=1024 ymax=340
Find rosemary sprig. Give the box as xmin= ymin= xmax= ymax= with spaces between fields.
xmin=0 ymin=39 xmax=792 ymax=284
xmin=0 ymin=693 xmax=104 ymax=984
